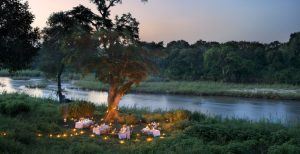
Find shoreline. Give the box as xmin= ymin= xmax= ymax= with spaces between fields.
xmin=74 ymin=81 xmax=300 ymax=101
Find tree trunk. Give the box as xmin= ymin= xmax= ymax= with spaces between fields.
xmin=57 ymin=65 xmax=64 ymax=103
xmin=104 ymin=84 xmax=123 ymax=122
xmin=103 ymin=81 xmax=134 ymax=122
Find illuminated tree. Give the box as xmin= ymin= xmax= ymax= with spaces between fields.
xmin=76 ymin=0 xmax=157 ymax=122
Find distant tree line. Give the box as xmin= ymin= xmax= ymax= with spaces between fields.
xmin=1 ymin=0 xmax=300 ymax=85
xmin=153 ymin=33 xmax=300 ymax=84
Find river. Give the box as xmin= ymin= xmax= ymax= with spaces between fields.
xmin=0 ymin=77 xmax=299 ymax=123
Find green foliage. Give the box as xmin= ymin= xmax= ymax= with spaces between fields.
xmin=0 ymin=138 xmax=24 ymax=153
xmin=0 ymin=0 xmax=40 ymax=71
xmin=0 ymin=100 xmax=31 ymax=116
xmin=160 ymin=33 xmax=300 ymax=84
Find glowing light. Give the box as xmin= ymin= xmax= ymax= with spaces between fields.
xmin=160 ymin=136 xmax=165 ymax=139
xmin=63 ymin=118 xmax=67 ymax=123
xmin=136 ymin=133 xmax=140 ymax=137
xmin=57 ymin=134 xmax=61 ymax=138
xmin=146 ymin=137 xmax=153 ymax=142
xmin=73 ymin=129 xmax=77 ymax=132
xmin=80 ymin=131 xmax=84 ymax=134
xmin=90 ymin=134 xmax=95 ymax=138
xmin=63 ymin=134 xmax=68 ymax=137
xmin=49 ymin=134 xmax=53 ymax=138
xmin=3 ymin=132 xmax=7 ymax=136
xmin=162 ymin=133 xmax=166 ymax=136
xmin=75 ymin=133 xmax=79 ymax=136
xmin=37 ymin=133 xmax=42 ymax=137
xmin=70 ymin=134 xmax=73 ymax=137
xmin=119 ymin=140 xmax=125 ymax=144
xmin=103 ymin=136 xmax=108 ymax=140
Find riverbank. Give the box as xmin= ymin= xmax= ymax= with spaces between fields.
xmin=0 ymin=94 xmax=299 ymax=153
xmin=74 ymin=80 xmax=300 ymax=101
xmin=1 ymin=69 xmax=299 ymax=101
xmin=0 ymin=69 xmax=43 ymax=80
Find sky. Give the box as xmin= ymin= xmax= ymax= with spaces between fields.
xmin=27 ymin=0 xmax=300 ymax=44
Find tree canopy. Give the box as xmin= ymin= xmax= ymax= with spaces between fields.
xmin=38 ymin=7 xmax=96 ymax=102
xmin=0 ymin=0 xmax=40 ymax=71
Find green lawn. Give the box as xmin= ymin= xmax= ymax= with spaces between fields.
xmin=0 ymin=94 xmax=300 ymax=153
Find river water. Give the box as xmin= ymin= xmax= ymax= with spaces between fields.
xmin=1 ymin=77 xmax=300 ymax=123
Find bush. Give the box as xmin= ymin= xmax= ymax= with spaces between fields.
xmin=0 ymin=100 xmax=31 ymax=116
xmin=0 ymin=138 xmax=24 ymax=153
xmin=123 ymin=114 xmax=138 ymax=124
xmin=268 ymin=143 xmax=300 ymax=154
xmin=142 ymin=113 xmax=165 ymax=123
xmin=63 ymin=102 xmax=96 ymax=119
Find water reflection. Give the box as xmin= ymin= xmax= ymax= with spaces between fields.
xmin=0 ymin=77 xmax=300 ymax=123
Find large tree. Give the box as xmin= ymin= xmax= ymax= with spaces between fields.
xmin=38 ymin=6 xmax=96 ymax=103
xmin=74 ymin=0 xmax=156 ymax=122
xmin=0 ymin=0 xmax=39 ymax=71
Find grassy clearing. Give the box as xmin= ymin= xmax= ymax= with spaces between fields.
xmin=0 ymin=94 xmax=300 ymax=153
xmin=74 ymin=79 xmax=300 ymax=100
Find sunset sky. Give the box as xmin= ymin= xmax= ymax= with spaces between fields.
xmin=27 ymin=0 xmax=300 ymax=44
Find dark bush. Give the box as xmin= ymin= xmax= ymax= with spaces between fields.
xmin=0 ymin=101 xmax=31 ymax=116
xmin=0 ymin=138 xmax=24 ymax=153
xmin=268 ymin=143 xmax=300 ymax=154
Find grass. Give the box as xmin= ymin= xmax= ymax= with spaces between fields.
xmin=0 ymin=69 xmax=43 ymax=78
xmin=74 ymin=78 xmax=300 ymax=100
xmin=1 ymin=93 xmax=300 ymax=153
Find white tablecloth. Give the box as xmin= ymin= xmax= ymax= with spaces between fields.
xmin=150 ymin=130 xmax=160 ymax=137
xmin=75 ymin=119 xmax=93 ymax=129
xmin=93 ymin=125 xmax=110 ymax=135
xmin=118 ymin=131 xmax=130 ymax=139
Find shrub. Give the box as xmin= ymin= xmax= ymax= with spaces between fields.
xmin=268 ymin=143 xmax=300 ymax=154
xmin=172 ymin=110 xmax=191 ymax=122
xmin=63 ymin=102 xmax=96 ymax=119
xmin=12 ymin=130 xmax=36 ymax=145
xmin=0 ymin=138 xmax=24 ymax=153
xmin=0 ymin=101 xmax=31 ymax=116
xmin=142 ymin=113 xmax=165 ymax=123
xmin=123 ymin=114 xmax=138 ymax=124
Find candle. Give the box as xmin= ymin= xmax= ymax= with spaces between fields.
xmin=146 ymin=137 xmax=153 ymax=142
